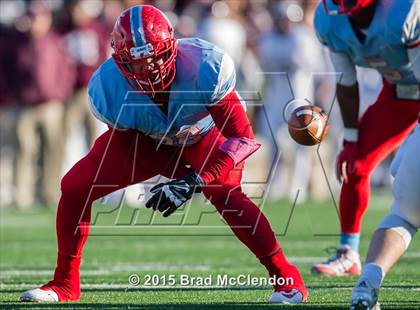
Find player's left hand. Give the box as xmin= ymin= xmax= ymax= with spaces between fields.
xmin=145 ymin=173 xmax=205 ymax=217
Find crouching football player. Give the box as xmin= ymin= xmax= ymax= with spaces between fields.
xmin=20 ymin=5 xmax=307 ymax=304
xmin=350 ymin=124 xmax=420 ymax=310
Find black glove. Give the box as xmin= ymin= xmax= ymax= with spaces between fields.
xmin=145 ymin=173 xmax=205 ymax=217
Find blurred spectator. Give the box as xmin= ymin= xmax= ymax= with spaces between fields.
xmin=64 ymin=0 xmax=109 ymax=150
xmin=257 ymin=0 xmax=299 ymax=201
xmin=295 ymin=0 xmax=337 ymax=201
xmin=197 ymin=0 xmax=263 ymax=121
xmin=257 ymin=0 xmax=330 ymax=202
xmin=0 ymin=24 xmax=23 ymax=206
xmin=102 ymin=0 xmax=125 ymax=37
xmin=199 ymin=1 xmax=246 ymax=66
xmin=14 ymin=0 xmax=76 ymax=208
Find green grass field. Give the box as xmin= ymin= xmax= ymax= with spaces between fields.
xmin=1 ymin=193 xmax=419 ymax=309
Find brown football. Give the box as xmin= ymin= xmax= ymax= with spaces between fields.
xmin=287 ymin=105 xmax=329 ymax=146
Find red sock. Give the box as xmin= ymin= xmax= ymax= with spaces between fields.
xmin=42 ymin=254 xmax=82 ymax=301
xmin=339 ymin=173 xmax=371 ymax=234
xmin=43 ymin=192 xmax=92 ymax=301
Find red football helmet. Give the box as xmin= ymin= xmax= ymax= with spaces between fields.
xmin=111 ymin=5 xmax=177 ymax=94
xmin=322 ymin=0 xmax=375 ymax=15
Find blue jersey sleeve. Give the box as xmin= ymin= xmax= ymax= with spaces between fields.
xmin=87 ymin=58 xmax=131 ymax=129
xmin=87 ymin=70 xmax=116 ymax=127
xmin=314 ymin=3 xmax=331 ymax=47
xmin=198 ymin=52 xmax=236 ymax=106
xmin=313 ymin=2 xmax=351 ymax=53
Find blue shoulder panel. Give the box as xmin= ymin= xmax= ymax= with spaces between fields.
xmin=314 ymin=3 xmax=330 ymax=47
xmin=87 ymin=58 xmax=126 ymax=129
xmin=314 ymin=2 xmax=352 ymax=52
xmin=176 ymin=38 xmax=236 ymax=105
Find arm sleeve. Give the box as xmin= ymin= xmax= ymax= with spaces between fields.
xmin=329 ymin=50 xmax=357 ymax=86
xmin=197 ymin=89 xmax=261 ymax=184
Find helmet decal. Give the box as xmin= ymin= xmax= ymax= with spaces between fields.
xmin=130 ymin=43 xmax=154 ymax=59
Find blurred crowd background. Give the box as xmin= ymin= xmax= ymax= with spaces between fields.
xmin=0 ymin=0 xmax=388 ymax=209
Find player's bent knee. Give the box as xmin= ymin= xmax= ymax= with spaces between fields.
xmin=377 ymin=214 xmax=417 ymax=249
xmin=60 ymin=163 xmax=97 ymax=200
xmin=60 ymin=174 xmax=90 ymax=201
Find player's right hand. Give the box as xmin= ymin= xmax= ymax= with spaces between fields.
xmin=336 ymin=141 xmax=358 ymax=183
xmin=145 ymin=173 xmax=205 ymax=217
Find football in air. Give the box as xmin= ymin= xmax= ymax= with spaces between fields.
xmin=288 ymin=105 xmax=329 ymax=146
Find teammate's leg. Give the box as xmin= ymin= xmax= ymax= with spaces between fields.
xmin=312 ymin=83 xmax=419 ymax=276
xmin=351 ymin=125 xmax=420 ymax=309
xmin=339 ymin=83 xmax=418 ymax=249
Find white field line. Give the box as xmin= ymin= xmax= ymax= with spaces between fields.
xmin=1 ymin=253 xmax=419 ymax=277
xmin=1 ymin=283 xmax=419 ymax=291
xmin=401 ymin=251 xmax=420 ymax=258
xmin=0 ymin=257 xmax=326 ymax=277
xmin=0 ymin=264 xmax=211 ymax=277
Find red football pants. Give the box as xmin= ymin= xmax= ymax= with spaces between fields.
xmin=46 ymin=127 xmax=289 ymax=300
xmin=340 ymin=82 xmax=420 ymax=234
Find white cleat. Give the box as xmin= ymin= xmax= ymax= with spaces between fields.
xmin=269 ymin=289 xmax=305 ymax=304
xmin=311 ymin=245 xmax=362 ymax=276
xmin=350 ymin=278 xmax=380 ymax=310
xmin=20 ymin=288 xmax=59 ymax=302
